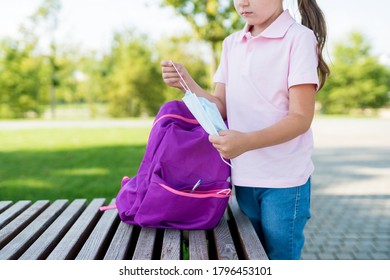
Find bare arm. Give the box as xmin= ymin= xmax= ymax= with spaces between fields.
xmin=209 ymin=84 xmax=316 ymax=159
xmin=161 ymin=60 xmax=227 ymax=118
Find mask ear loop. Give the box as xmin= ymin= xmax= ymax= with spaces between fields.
xmin=220 ymin=155 xmax=234 ymax=169
xmin=170 ymin=60 xmax=192 ymax=93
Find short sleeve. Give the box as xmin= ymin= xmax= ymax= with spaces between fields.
xmin=288 ymin=29 xmax=319 ymax=91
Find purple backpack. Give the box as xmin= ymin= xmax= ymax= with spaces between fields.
xmin=115 ymin=101 xmax=231 ymax=230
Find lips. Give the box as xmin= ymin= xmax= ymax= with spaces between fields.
xmin=241 ymin=11 xmax=253 ymax=17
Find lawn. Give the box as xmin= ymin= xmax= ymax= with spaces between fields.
xmin=0 ymin=124 xmax=150 ymax=202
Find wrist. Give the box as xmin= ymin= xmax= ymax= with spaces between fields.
xmin=245 ymin=130 xmax=263 ymax=151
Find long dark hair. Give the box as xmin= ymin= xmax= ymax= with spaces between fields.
xmin=297 ymin=0 xmax=330 ymax=90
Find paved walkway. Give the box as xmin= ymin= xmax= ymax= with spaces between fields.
xmin=302 ymin=118 xmax=390 ymax=260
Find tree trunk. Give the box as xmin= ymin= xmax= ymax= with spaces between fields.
xmin=50 ymin=84 xmax=56 ymax=119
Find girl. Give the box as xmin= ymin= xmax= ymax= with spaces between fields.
xmin=161 ymin=0 xmax=329 ymax=260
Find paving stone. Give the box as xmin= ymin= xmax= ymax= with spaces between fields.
xmin=317 ymin=253 xmax=336 ymax=260
xmin=369 ymin=252 xmax=390 ymax=260
xmin=335 ymin=252 xmax=355 ymax=260
xmin=352 ymin=252 xmax=374 ymax=260
xmin=301 ymin=253 xmax=319 ymax=260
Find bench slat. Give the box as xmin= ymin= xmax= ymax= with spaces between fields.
xmin=0 ymin=200 xmax=68 ymax=260
xmin=0 ymin=201 xmax=31 ymax=230
xmin=19 ymin=199 xmax=87 ymax=260
xmin=0 ymin=201 xmax=13 ymax=214
xmin=76 ymin=199 xmax=118 ymax=260
xmin=0 ymin=200 xmax=49 ymax=251
xmin=213 ymin=214 xmax=238 ymax=260
xmin=161 ymin=229 xmax=181 ymax=260
xmin=104 ymin=222 xmax=135 ymax=260
xmin=46 ymin=198 xmax=105 ymax=260
xmin=189 ymin=230 xmax=209 ymax=260
xmin=228 ymin=197 xmax=268 ymax=260
xmin=132 ymin=228 xmax=157 ymax=260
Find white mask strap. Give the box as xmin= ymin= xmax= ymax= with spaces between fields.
xmin=170 ymin=60 xmax=192 ymax=93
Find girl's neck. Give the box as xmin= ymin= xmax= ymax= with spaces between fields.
xmin=249 ymin=8 xmax=283 ymax=37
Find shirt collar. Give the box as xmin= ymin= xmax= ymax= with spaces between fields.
xmin=238 ymin=9 xmax=296 ymax=41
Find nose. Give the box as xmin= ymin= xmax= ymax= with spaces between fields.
xmin=237 ymin=0 xmax=249 ymax=7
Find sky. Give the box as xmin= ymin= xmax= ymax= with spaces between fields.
xmin=0 ymin=0 xmax=389 ymax=64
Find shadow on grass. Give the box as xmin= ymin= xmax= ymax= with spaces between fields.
xmin=0 ymin=144 xmax=146 ymax=202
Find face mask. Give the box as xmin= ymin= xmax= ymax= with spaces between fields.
xmin=182 ymin=90 xmax=227 ymax=136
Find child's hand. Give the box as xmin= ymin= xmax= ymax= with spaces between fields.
xmin=161 ymin=60 xmax=190 ymax=93
xmin=209 ymin=130 xmax=249 ymax=159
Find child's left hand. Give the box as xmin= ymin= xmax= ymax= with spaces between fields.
xmin=209 ymin=130 xmax=249 ymax=159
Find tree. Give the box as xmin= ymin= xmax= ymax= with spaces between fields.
xmin=105 ymin=30 xmax=165 ymax=117
xmin=318 ymin=32 xmax=390 ymax=114
xmin=0 ymin=39 xmax=47 ymax=118
xmin=161 ymin=0 xmax=243 ymax=85
xmin=0 ymin=0 xmax=82 ymax=119
xmin=70 ymin=53 xmax=109 ymax=118
xmin=156 ymin=35 xmax=210 ymax=97
xmin=28 ymin=0 xmax=62 ymax=119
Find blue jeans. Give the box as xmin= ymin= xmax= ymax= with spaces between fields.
xmin=235 ymin=178 xmax=311 ymax=260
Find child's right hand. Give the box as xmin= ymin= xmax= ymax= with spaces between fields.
xmin=161 ymin=60 xmax=190 ymax=93
xmin=209 ymin=130 xmax=249 ymax=160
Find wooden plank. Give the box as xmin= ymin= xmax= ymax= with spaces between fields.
xmin=0 ymin=201 xmax=32 ymax=230
xmin=0 ymin=200 xmax=49 ymax=250
xmin=19 ymin=199 xmax=87 ymax=260
xmin=132 ymin=227 xmax=157 ymax=260
xmin=189 ymin=230 xmax=209 ymax=260
xmin=0 ymin=200 xmax=68 ymax=260
xmin=228 ymin=197 xmax=268 ymax=260
xmin=212 ymin=215 xmax=238 ymax=260
xmin=104 ymin=222 xmax=135 ymax=260
xmin=75 ymin=199 xmax=118 ymax=260
xmin=46 ymin=198 xmax=105 ymax=260
xmin=160 ymin=229 xmax=181 ymax=260
xmin=0 ymin=201 xmax=13 ymax=214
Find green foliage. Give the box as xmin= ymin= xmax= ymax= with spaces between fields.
xmin=69 ymin=54 xmax=109 ymax=118
xmin=162 ymin=0 xmax=242 ymax=43
xmin=104 ymin=30 xmax=165 ymax=117
xmin=156 ymin=35 xmax=211 ymax=98
xmin=318 ymin=32 xmax=390 ymax=114
xmin=162 ymin=0 xmax=243 ymax=83
xmin=0 ymin=38 xmax=48 ymax=118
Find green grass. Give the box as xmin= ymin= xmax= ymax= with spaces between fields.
xmin=0 ymin=126 xmax=150 ymax=202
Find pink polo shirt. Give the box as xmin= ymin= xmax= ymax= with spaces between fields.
xmin=213 ymin=10 xmax=319 ymax=188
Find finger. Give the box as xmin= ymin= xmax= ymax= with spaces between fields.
xmin=211 ymin=142 xmax=221 ymax=153
xmin=160 ymin=60 xmax=173 ymax=67
xmin=162 ymin=72 xmax=179 ymax=79
xmin=170 ymin=61 xmax=184 ymax=73
xmin=209 ymin=135 xmax=222 ymax=144
xmin=162 ymin=66 xmax=178 ymax=74
xmin=218 ymin=130 xmax=229 ymax=136
xmin=163 ymin=78 xmax=181 ymax=86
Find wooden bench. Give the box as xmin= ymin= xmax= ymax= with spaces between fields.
xmin=0 ymin=197 xmax=268 ymax=260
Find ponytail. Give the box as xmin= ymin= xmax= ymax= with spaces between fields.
xmin=297 ymin=0 xmax=330 ymax=90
